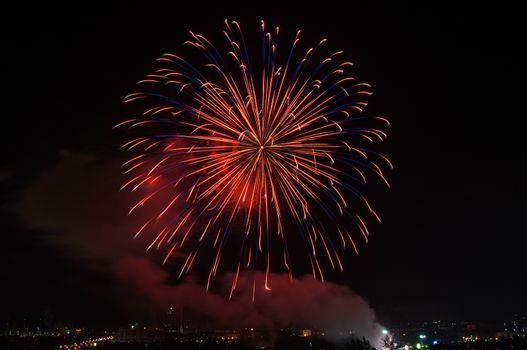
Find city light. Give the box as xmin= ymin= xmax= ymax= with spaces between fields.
xmin=382 ymin=328 xmax=389 ymax=335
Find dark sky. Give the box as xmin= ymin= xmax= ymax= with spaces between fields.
xmin=1 ymin=1 xmax=525 ymax=328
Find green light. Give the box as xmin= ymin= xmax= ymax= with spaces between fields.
xmin=416 ymin=343 xmax=421 ymax=349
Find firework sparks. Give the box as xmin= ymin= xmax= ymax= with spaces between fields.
xmin=116 ymin=19 xmax=391 ymax=298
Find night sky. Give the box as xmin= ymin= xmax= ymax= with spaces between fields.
xmin=2 ymin=2 xmax=525 ymax=328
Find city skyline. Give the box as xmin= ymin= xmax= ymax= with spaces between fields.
xmin=2 ymin=309 xmax=526 ymax=350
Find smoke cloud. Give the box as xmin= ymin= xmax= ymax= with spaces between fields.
xmin=114 ymin=255 xmax=383 ymax=344
xmin=12 ymin=151 xmax=384 ymax=345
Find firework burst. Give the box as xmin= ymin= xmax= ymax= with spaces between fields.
xmin=116 ymin=19 xmax=391 ymax=299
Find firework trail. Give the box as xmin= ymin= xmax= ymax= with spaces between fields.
xmin=116 ymin=20 xmax=391 ymax=299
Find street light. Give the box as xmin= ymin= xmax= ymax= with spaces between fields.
xmin=419 ymin=334 xmax=426 ymax=349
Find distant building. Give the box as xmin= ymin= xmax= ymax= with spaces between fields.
xmin=301 ymin=329 xmax=312 ymax=337
xmin=4 ymin=336 xmax=38 ymax=350
xmin=209 ymin=329 xmax=241 ymax=344
xmin=115 ymin=325 xmax=151 ymax=343
xmin=504 ymin=314 xmax=527 ymax=338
